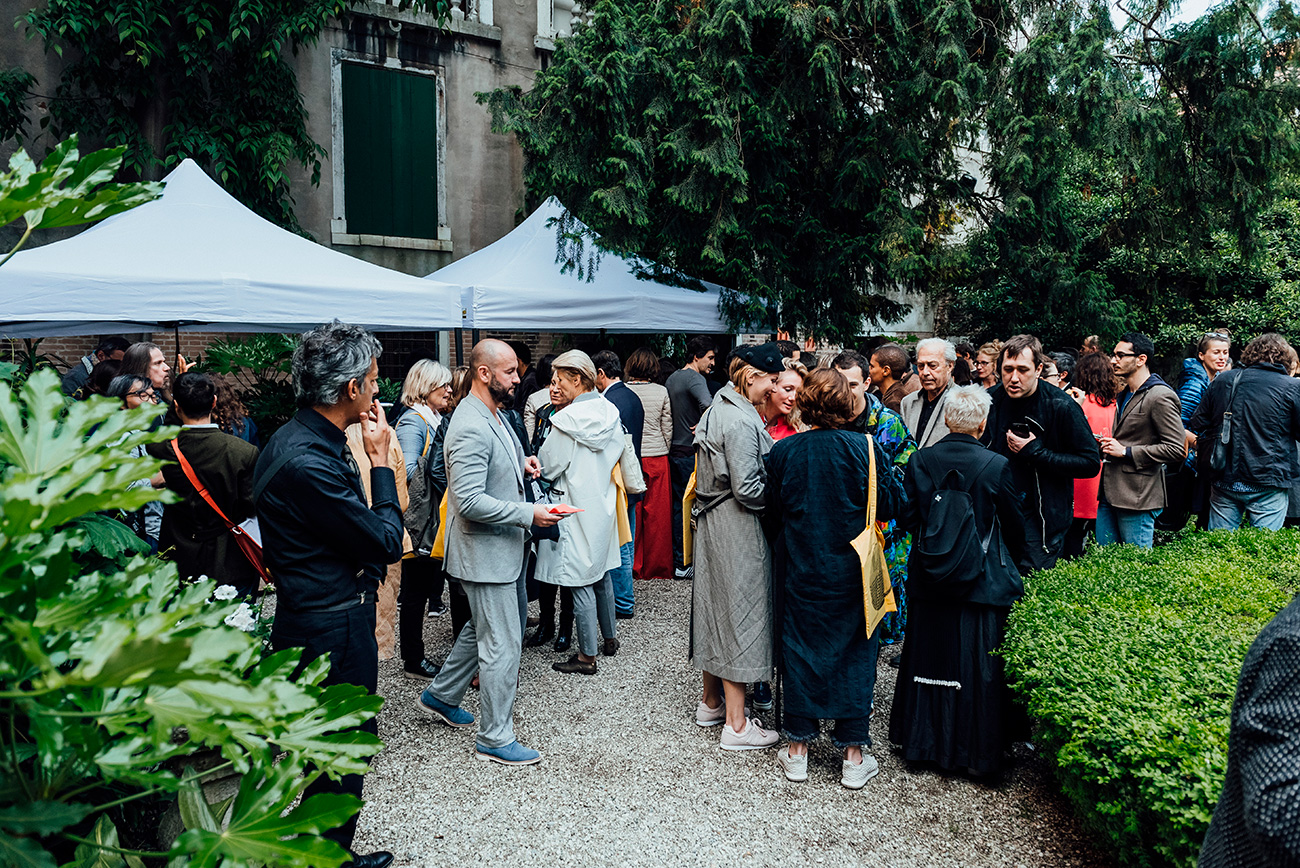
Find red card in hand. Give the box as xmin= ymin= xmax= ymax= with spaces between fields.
xmin=548 ymin=504 xmax=584 ymax=515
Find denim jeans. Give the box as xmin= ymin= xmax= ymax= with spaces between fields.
xmin=781 ymin=714 xmax=871 ymax=749
xmin=1209 ymin=486 xmax=1290 ymax=531
xmin=611 ymin=510 xmax=636 ymax=615
xmin=1095 ymin=503 xmax=1160 ymax=549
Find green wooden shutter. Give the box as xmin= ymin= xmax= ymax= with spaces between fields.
xmin=341 ymin=64 xmax=439 ymax=239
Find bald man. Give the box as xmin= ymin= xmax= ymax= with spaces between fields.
xmin=416 ymin=340 xmax=560 ymax=766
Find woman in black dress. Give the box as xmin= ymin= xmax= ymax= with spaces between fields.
xmin=766 ymin=368 xmax=904 ymax=788
xmin=889 ymin=384 xmax=1027 ymax=776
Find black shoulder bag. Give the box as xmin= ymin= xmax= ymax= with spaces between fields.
xmin=1209 ymin=372 xmax=1243 ymax=477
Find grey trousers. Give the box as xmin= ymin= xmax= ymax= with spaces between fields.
xmin=426 ymin=571 xmax=527 ymax=749
xmin=572 ymin=572 xmax=617 ymax=658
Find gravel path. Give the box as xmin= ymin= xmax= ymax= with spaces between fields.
xmin=352 ymin=580 xmax=1114 ymax=868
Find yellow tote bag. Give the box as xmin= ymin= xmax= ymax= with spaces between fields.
xmin=851 ymin=442 xmax=895 ymax=636
xmin=681 ymin=463 xmax=698 ymax=566
xmin=430 ymin=491 xmax=450 ymax=560
xmin=611 ymin=465 xmax=633 ymax=546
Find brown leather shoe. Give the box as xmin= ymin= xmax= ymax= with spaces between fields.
xmin=552 ymin=654 xmax=597 ymax=675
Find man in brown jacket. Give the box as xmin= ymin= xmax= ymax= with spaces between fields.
xmin=1097 ymin=332 xmax=1186 ymax=547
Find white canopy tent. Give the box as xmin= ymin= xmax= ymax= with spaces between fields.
xmin=429 ymin=198 xmax=731 ymax=333
xmin=0 ymin=159 xmax=465 ymax=338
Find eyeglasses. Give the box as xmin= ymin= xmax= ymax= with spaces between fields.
xmin=127 ymin=389 xmax=158 ymax=401
xmin=1111 ymin=351 xmax=1139 ymax=359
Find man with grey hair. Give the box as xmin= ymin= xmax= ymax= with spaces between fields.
xmin=253 ymin=320 xmax=405 ymax=868
xmin=416 ymin=339 xmax=561 ymax=766
xmin=901 ymin=337 xmax=958 ymax=449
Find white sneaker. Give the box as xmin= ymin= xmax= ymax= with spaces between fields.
xmin=841 ymin=754 xmax=880 ymax=790
xmin=720 ymin=717 xmax=779 ymax=751
xmin=695 ymin=699 xmax=726 ymax=727
xmin=777 ymin=746 xmax=808 ymax=782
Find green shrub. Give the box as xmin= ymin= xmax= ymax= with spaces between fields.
xmin=0 ymin=370 xmax=382 ymax=867
xmin=1003 ymin=530 xmax=1300 ymax=868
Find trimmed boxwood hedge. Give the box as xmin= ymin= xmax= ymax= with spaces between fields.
xmin=1002 ymin=529 xmax=1300 ymax=868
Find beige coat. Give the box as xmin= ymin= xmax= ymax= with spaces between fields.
xmin=345 ymin=425 xmax=411 ymax=660
xmin=627 ymin=381 xmax=672 ymax=458
xmin=900 ymin=383 xmax=954 ymax=449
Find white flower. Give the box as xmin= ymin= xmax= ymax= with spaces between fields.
xmin=223 ymin=603 xmax=257 ymax=632
xmin=213 ymin=584 xmax=238 ymax=601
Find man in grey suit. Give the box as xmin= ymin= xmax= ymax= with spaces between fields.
xmin=416 ymin=340 xmax=562 ymax=766
xmin=901 ymin=337 xmax=957 ymax=450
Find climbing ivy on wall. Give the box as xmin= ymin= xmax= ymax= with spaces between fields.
xmin=16 ymin=0 xmax=449 ymax=232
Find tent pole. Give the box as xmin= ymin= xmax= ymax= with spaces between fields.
xmin=454 ymin=329 xmax=463 ymax=366
xmin=471 ymin=329 xmax=481 ymax=347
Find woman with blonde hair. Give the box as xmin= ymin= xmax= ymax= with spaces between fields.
xmin=535 ymin=350 xmax=626 ymax=674
xmin=763 ymin=356 xmax=808 ymax=440
xmin=392 ymin=358 xmax=454 ymax=680
xmin=973 ymin=341 xmax=1002 ymax=390
xmin=691 ymin=343 xmax=784 ymax=750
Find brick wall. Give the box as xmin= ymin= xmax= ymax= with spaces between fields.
xmin=4 ymin=331 xmax=249 ymax=371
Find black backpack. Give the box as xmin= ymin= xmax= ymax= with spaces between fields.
xmin=913 ymin=451 xmax=998 ymax=594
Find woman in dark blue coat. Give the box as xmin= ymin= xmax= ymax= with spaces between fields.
xmin=889 ymin=384 xmax=1027 ymax=776
xmin=766 ymin=368 xmax=905 ymax=789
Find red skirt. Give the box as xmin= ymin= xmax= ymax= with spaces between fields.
xmin=634 ymin=455 xmax=674 ymax=580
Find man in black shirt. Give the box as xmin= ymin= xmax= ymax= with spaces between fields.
xmin=254 ymin=321 xmax=404 ymax=868
xmin=982 ymin=334 xmax=1100 ymax=573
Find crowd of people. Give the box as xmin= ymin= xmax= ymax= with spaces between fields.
xmin=73 ymin=321 xmax=1300 ymax=867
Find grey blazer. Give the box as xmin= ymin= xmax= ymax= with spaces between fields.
xmin=442 ymin=392 xmax=533 ymax=584
xmin=901 ymin=384 xmax=954 ymax=449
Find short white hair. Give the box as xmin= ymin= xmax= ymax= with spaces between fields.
xmin=944 ymin=385 xmax=992 ymax=434
xmin=916 ymin=337 xmax=956 ymax=363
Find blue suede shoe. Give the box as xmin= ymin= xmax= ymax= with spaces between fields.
xmin=416 ymin=691 xmax=474 ymax=728
xmin=475 ymin=740 xmax=542 ymax=766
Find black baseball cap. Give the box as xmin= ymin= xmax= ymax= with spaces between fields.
xmin=735 ymin=342 xmax=786 ymax=374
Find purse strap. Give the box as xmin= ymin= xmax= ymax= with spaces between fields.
xmin=1220 ymin=370 xmax=1243 ymax=443
xmin=172 ymin=438 xmax=237 ymax=531
xmin=866 ymin=436 xmax=878 ymax=526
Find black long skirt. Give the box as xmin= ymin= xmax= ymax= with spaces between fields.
xmin=888 ymin=599 xmax=1014 ymax=775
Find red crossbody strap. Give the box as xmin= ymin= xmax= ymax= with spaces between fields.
xmin=171 ymin=438 xmax=236 ymax=530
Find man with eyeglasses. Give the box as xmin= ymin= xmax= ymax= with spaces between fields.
xmin=983 ymin=334 xmax=1100 ymax=572
xmin=1095 ymin=333 xmax=1185 ymax=547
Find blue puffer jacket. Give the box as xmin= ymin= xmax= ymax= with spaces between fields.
xmin=1178 ymin=358 xmax=1211 ymax=425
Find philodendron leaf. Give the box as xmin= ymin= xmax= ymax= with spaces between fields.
xmin=70 ymin=815 xmax=137 ymax=868
xmin=0 ymin=834 xmax=56 ymax=868
xmin=0 ymin=135 xmax=161 ymax=235
xmin=176 ymin=768 xmax=220 ymax=834
xmin=69 ymin=515 xmax=150 ymax=559
xmin=175 ymin=761 xmax=357 ymax=868
xmin=0 ymin=800 xmax=91 ymax=834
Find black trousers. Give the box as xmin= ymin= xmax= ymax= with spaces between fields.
xmin=669 ymin=452 xmax=694 ymax=569
xmin=272 ymin=603 xmax=378 ymax=853
xmin=448 ymin=579 xmax=472 ymax=641
xmin=399 ymin=556 xmax=443 ymax=666
xmin=537 ymin=584 xmax=575 ymax=634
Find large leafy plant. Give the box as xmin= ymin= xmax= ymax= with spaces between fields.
xmin=202 ymin=335 xmax=299 ymax=442
xmin=0 ymin=370 xmax=382 ymax=867
xmin=0 ymin=135 xmax=160 ymax=266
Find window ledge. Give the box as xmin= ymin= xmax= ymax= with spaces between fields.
xmin=534 ymin=35 xmax=555 ymax=51
xmin=360 ymin=2 xmax=501 ymax=42
xmin=332 ymin=231 xmax=453 ymax=252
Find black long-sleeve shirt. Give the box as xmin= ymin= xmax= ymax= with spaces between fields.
xmin=254 ymin=408 xmax=404 ymax=612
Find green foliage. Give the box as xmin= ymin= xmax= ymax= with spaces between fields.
xmin=0 ymin=370 xmax=383 ymax=867
xmin=934 ymin=2 xmax=1300 ymax=352
xmin=203 ymin=334 xmax=299 ymax=441
xmin=21 ymin=0 xmax=452 ymax=232
xmin=482 ymin=0 xmax=1019 ymax=342
xmin=0 ymin=67 xmax=34 ymax=143
xmin=0 ymin=135 xmax=161 ymax=265
xmin=1002 ymin=529 xmax=1300 ymax=868
xmin=375 ymin=377 xmax=402 ymax=405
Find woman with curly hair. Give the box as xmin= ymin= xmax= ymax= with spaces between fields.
xmin=210 ymin=374 xmax=259 ymax=447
